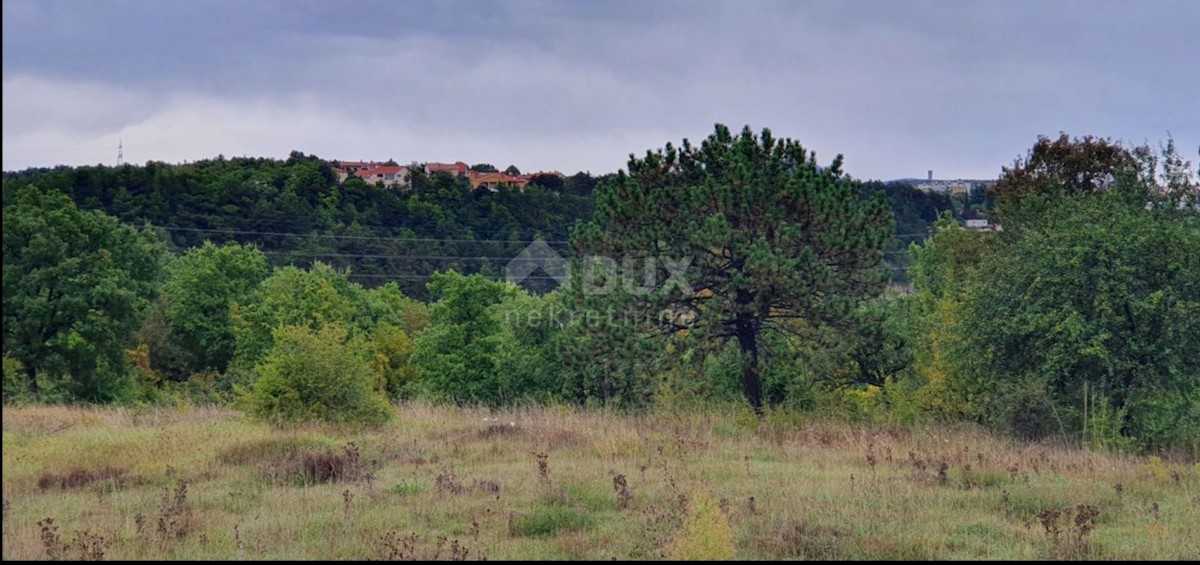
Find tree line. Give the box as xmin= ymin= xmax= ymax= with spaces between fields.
xmin=4 ymin=127 xmax=1195 ymax=455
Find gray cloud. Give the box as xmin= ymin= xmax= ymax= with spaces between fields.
xmin=4 ymin=0 xmax=1197 ymax=179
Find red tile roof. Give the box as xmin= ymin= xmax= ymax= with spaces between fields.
xmin=351 ymin=165 xmax=408 ymax=183
xmin=468 ymin=171 xmax=529 ymax=189
xmin=425 ymin=161 xmax=469 ymax=174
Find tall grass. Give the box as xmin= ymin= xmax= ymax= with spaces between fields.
xmin=2 ymin=402 xmax=1197 ymax=560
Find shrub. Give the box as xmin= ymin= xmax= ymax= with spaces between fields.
xmin=371 ymin=323 xmax=418 ymax=400
xmin=670 ymin=489 xmax=736 ymax=560
xmin=2 ymin=355 xmax=30 ymax=404
xmin=240 ymin=324 xmax=391 ymax=425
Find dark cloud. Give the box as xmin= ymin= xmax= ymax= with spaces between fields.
xmin=4 ymin=0 xmax=1197 ymax=178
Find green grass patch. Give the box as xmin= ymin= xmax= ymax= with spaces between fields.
xmin=388 ymin=482 xmax=422 ymax=495
xmin=509 ymin=507 xmax=596 ymax=538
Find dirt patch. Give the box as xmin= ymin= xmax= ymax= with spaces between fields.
xmin=219 ymin=437 xmax=370 ymax=485
xmin=744 ymin=518 xmax=852 ymax=559
xmin=36 ymin=467 xmax=135 ymax=491
xmin=217 ymin=437 xmax=331 ymax=466
xmin=541 ymin=428 xmax=583 ymax=449
xmin=476 ymin=423 xmax=521 ymax=440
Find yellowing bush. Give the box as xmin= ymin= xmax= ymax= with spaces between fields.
xmin=670 ymin=489 xmax=736 ymax=561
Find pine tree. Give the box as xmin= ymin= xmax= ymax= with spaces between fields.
xmin=571 ymin=124 xmax=893 ymax=412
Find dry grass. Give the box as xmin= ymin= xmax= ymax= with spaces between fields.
xmin=2 ymin=402 xmax=1197 ymax=560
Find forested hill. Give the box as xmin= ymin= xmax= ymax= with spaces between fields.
xmin=2 ymin=152 xmax=598 ymax=298
xmin=2 ymin=151 xmax=967 ymax=296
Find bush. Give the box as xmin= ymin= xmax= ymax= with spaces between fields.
xmin=670 ymin=489 xmax=736 ymax=560
xmin=240 ymin=324 xmax=391 ymax=425
xmin=371 ymin=323 xmax=418 ymax=400
xmin=985 ymin=379 xmax=1061 ymax=441
xmin=3 ymin=355 xmax=30 ymax=404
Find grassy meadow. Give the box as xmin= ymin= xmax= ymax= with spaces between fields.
xmin=2 ymin=403 xmax=1197 ymax=560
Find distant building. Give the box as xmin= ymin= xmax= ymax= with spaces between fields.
xmin=354 ymin=165 xmax=410 ymax=189
xmin=424 ymin=161 xmax=470 ymax=177
xmin=911 ymin=178 xmax=996 ymax=194
xmin=332 ymin=159 xmax=551 ymax=192
xmin=331 ymin=160 xmax=382 ymax=183
xmin=928 ymin=170 xmax=933 ymax=182
xmin=469 ymin=171 xmax=529 ymax=191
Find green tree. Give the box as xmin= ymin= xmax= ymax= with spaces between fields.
xmin=470 ymin=163 xmax=498 ymax=173
xmin=3 ymin=186 xmax=165 ymax=401
xmin=230 ymin=262 xmax=428 ymax=371
xmin=371 ymin=323 xmax=419 ymax=400
xmin=231 ymin=263 xmax=359 ymax=369
xmin=572 ymin=124 xmax=893 ymax=412
xmin=164 ymin=241 xmax=269 ymax=374
xmin=957 ymin=190 xmax=1200 ymax=450
xmin=990 ymin=133 xmax=1139 ymax=226
xmin=901 ymin=214 xmax=997 ymax=419
xmin=410 ymin=271 xmax=522 ymax=405
xmin=528 ymin=173 xmax=565 ymax=192
xmin=936 ymin=137 xmax=1200 ymax=451
xmin=241 ymin=323 xmax=391 ymax=424
xmin=504 ymin=165 xmax=521 ymax=176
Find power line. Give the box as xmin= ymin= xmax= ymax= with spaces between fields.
xmin=345 ymin=274 xmax=561 ymax=280
xmin=135 ymin=224 xmax=573 ymax=245
xmin=262 ymin=251 xmax=518 ymax=261
xmin=159 ymin=211 xmax=576 ymax=244
xmin=138 ymin=224 xmax=932 ymax=244
xmin=264 ymin=249 xmax=912 ymax=261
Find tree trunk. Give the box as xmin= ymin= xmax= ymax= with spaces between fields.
xmin=735 ymin=320 xmax=764 ymax=415
xmin=25 ymin=361 xmax=39 ymax=400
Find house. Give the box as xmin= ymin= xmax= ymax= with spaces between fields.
xmin=337 ymin=160 xmax=378 ymax=173
xmin=332 ymin=160 xmax=548 ymax=192
xmin=424 ymin=161 xmax=470 ymax=177
xmin=468 ymin=171 xmax=529 ymax=191
xmin=353 ymin=165 xmax=410 ymax=189
xmin=331 ymin=160 xmax=382 ymax=183
xmin=962 ymin=209 xmax=1001 ymax=232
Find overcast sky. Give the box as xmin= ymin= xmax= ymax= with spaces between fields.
xmin=3 ymin=0 xmax=1197 ymax=180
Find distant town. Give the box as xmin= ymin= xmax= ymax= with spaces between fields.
xmin=888 ymin=170 xmax=997 ymax=195
xmin=335 ymin=160 xmax=1001 ymax=232
xmin=332 ymin=160 xmax=564 ymax=192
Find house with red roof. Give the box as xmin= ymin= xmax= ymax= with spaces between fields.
xmin=468 ymin=171 xmax=529 ymax=191
xmin=424 ymin=161 xmax=470 ymax=177
xmin=353 ymin=165 xmax=410 ymax=189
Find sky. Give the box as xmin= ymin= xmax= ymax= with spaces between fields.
xmin=3 ymin=0 xmax=1197 ymax=180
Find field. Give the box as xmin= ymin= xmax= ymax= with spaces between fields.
xmin=2 ymin=403 xmax=1197 ymax=560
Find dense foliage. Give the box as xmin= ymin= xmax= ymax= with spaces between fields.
xmin=3 ymin=186 xmax=165 ymax=401
xmin=3 ymin=129 xmax=1195 ymax=454
xmin=241 ymin=323 xmax=392 ymax=425
xmin=571 ymin=125 xmax=894 ymax=412
xmin=162 ymin=241 xmax=270 ymax=376
xmin=2 ymin=152 xmax=597 ymax=299
xmin=902 ymin=137 xmax=1200 ymax=452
